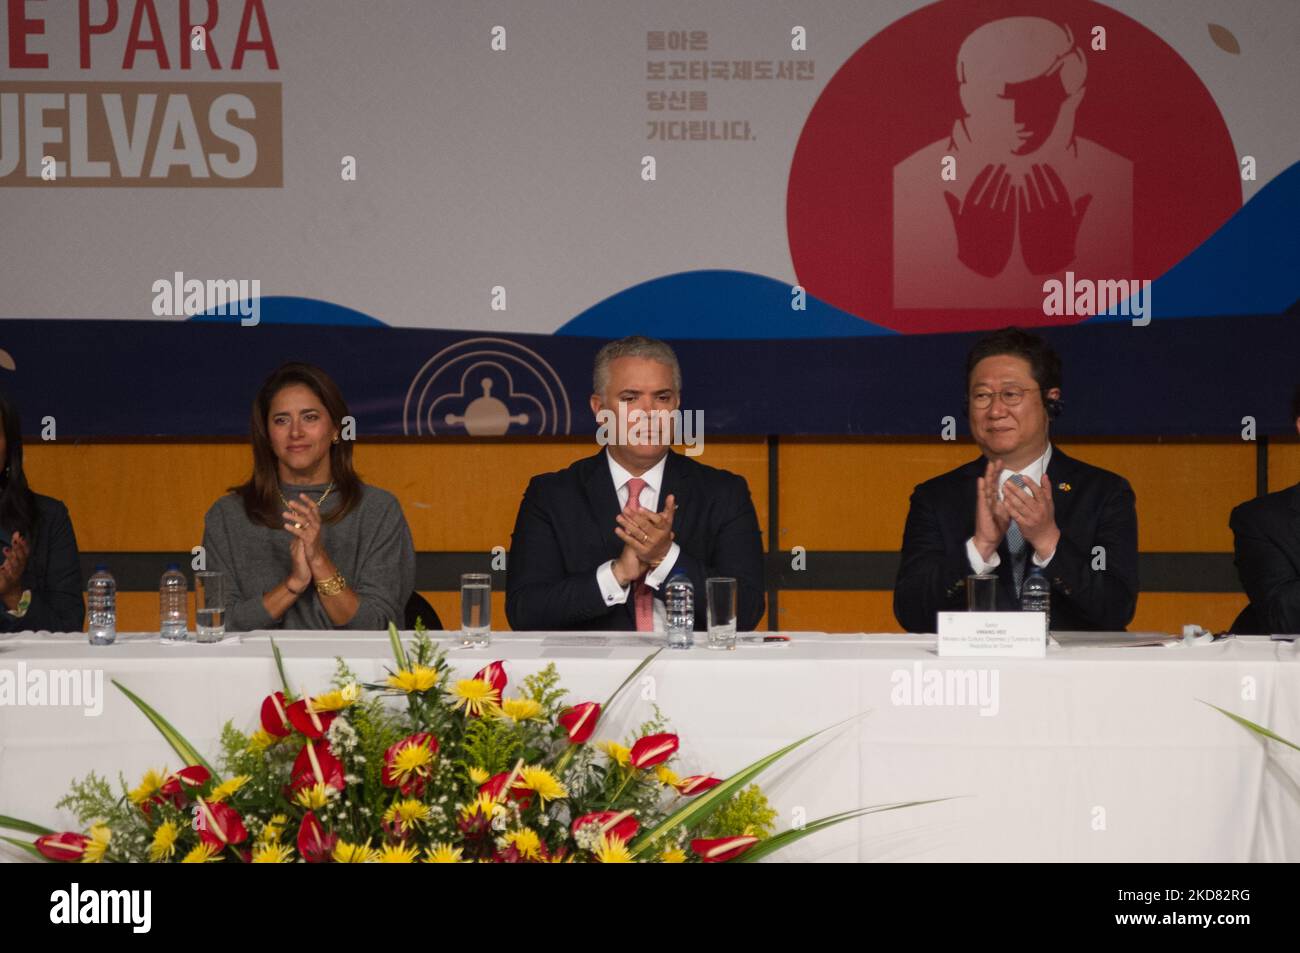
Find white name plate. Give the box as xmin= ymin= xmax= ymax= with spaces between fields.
xmin=938 ymin=611 xmax=1046 ymax=658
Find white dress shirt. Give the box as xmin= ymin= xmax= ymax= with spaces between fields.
xmin=595 ymin=449 xmax=682 ymax=630
xmin=966 ymin=443 xmax=1057 ymax=574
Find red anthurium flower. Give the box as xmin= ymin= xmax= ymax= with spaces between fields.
xmin=473 ymin=661 xmax=508 ymax=694
xmin=195 ymin=799 xmax=248 ymax=849
xmin=260 ymin=691 xmax=292 ymax=737
xmin=675 ymin=775 xmax=723 ymax=796
xmin=34 ymin=832 xmax=89 ymax=862
xmin=291 ymin=739 xmax=346 ymax=793
xmin=297 ymin=812 xmax=336 ymax=864
xmin=691 ymin=835 xmax=759 ymax=863
xmin=381 ymin=732 xmax=440 ymax=797
xmin=572 ymin=810 xmax=639 ymax=843
xmin=158 ymin=765 xmax=212 ymax=807
xmin=557 ymin=702 xmax=600 ymax=744
xmin=286 ymin=698 xmax=337 ymax=739
xmin=629 ymin=732 xmax=679 ymax=769
xmin=478 ymin=771 xmax=533 ymax=809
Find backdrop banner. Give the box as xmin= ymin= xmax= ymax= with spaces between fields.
xmin=1 ymin=0 xmax=1296 ymax=435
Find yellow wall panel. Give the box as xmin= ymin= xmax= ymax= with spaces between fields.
xmin=1268 ymin=440 xmax=1299 ymax=493
xmin=778 ymin=590 xmax=898 ymax=633
xmin=779 ymin=440 xmax=975 ymax=551
xmin=1068 ymin=442 xmax=1252 ymax=552
xmin=1129 ymin=592 xmax=1248 ymax=635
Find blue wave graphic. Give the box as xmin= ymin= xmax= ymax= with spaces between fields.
xmin=555 ymin=269 xmax=896 ymax=339
xmin=1085 ymin=158 xmax=1300 ymax=322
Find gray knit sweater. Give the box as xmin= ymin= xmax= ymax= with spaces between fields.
xmin=201 ymin=482 xmax=415 ymax=632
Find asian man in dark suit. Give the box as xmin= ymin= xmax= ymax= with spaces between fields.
xmin=894 ymin=327 xmax=1138 ymax=633
xmin=506 ymin=336 xmax=764 ymax=632
xmin=1229 ymin=386 xmax=1300 ymax=634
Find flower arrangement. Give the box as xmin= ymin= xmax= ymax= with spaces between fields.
xmin=0 ymin=623 xmax=935 ymax=863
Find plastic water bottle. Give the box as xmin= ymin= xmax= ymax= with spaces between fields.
xmin=160 ymin=564 xmax=189 ymax=641
xmin=1020 ymin=568 xmax=1051 ymax=638
xmin=87 ymin=566 xmax=117 ymax=646
xmin=665 ymin=573 xmax=694 ymax=649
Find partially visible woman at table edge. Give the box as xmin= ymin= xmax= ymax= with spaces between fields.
xmin=0 ymin=392 xmax=84 ymax=633
xmin=202 ymin=362 xmax=415 ymax=632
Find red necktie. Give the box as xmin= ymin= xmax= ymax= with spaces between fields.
xmin=625 ymin=477 xmax=654 ymax=631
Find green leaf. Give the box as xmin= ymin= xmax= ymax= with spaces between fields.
xmin=0 ymin=814 xmax=55 ymax=836
xmin=113 ymin=680 xmax=220 ymax=779
xmin=388 ymin=621 xmax=410 ymax=671
xmin=270 ymin=637 xmax=294 ymax=700
xmin=630 ymin=716 xmax=859 ymax=857
xmin=1202 ymin=701 xmax=1300 ymax=753
xmin=732 ymin=799 xmax=954 ymax=862
xmin=598 ymin=649 xmax=661 ymax=727
xmin=0 ymin=834 xmax=48 ymax=861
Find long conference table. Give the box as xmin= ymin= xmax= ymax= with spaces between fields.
xmin=2 ymin=629 xmax=1299 ymax=863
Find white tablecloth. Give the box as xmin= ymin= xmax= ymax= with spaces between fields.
xmin=3 ymin=630 xmax=1299 ymax=862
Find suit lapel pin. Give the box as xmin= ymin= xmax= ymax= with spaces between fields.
xmin=1057 ymin=482 xmax=1071 ymax=492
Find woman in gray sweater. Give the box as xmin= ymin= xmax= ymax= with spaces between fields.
xmin=202 ymin=363 xmax=415 ymax=631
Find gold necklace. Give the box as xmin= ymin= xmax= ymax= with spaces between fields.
xmin=280 ymin=480 xmax=335 ymax=511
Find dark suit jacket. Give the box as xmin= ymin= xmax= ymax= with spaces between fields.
xmin=1229 ymin=483 xmax=1300 ymax=634
xmin=894 ymin=448 xmax=1138 ymax=633
xmin=0 ymin=493 xmax=84 ymax=633
xmin=506 ymin=450 xmax=765 ymax=631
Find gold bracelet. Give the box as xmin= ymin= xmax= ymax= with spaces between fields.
xmin=314 ymin=573 xmax=347 ymax=597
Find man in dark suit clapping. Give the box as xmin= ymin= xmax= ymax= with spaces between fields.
xmin=894 ymin=327 xmax=1138 ymax=633
xmin=506 ymin=336 xmax=764 ymax=632
xmin=1229 ymin=386 xmax=1300 ymax=635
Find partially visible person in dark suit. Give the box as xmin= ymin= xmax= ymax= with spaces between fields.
xmin=1229 ymin=386 xmax=1300 ymax=634
xmin=507 ymin=336 xmax=764 ymax=632
xmin=0 ymin=392 xmax=83 ymax=633
xmin=894 ymin=327 xmax=1138 ymax=633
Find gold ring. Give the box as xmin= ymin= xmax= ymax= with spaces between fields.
xmin=293 ymin=522 xmax=303 ymax=530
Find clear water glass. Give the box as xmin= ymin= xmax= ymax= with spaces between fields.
xmin=706 ymin=577 xmax=737 ymax=650
xmin=195 ymin=571 xmax=226 ymax=642
xmin=460 ymin=573 xmax=491 ymax=647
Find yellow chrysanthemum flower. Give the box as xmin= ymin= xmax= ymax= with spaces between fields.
xmin=387 ymin=743 xmax=435 ymax=790
xmin=149 ymin=820 xmax=180 ymax=862
xmin=331 ymin=839 xmax=377 ymax=864
xmin=386 ymin=666 xmax=439 ymax=693
xmin=377 ymin=843 xmax=420 ymax=863
xmin=460 ymin=793 xmax=504 ymax=824
xmin=310 ymin=683 xmax=361 ymax=712
xmin=207 ymin=775 xmax=251 ymax=803
xmin=516 ymin=766 xmax=567 ymax=803
xmin=450 ymin=678 xmax=500 ymax=717
xmin=503 ymin=828 xmax=543 ymax=860
xmin=499 ymin=698 xmax=544 ymax=722
xmin=181 ymin=842 xmax=222 ymax=863
xmin=424 ymin=843 xmax=464 ymax=863
xmin=251 ymin=843 xmax=293 ymax=863
xmin=81 ymin=824 xmax=112 ymax=863
xmin=382 ymin=799 xmax=431 ymax=831
xmin=655 ymin=765 xmax=682 ymax=788
xmin=468 ymin=766 xmax=490 ymax=785
xmin=660 ymin=847 xmax=687 ymax=864
xmin=128 ymin=769 xmax=167 ymax=805
xmin=247 ymin=729 xmax=279 ymax=753
xmin=598 ymin=740 xmax=631 ymax=767
xmin=593 ymin=834 xmax=632 ymax=863
xmin=293 ymin=782 xmax=333 ymax=811
xmin=258 ymin=814 xmax=289 ymax=845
